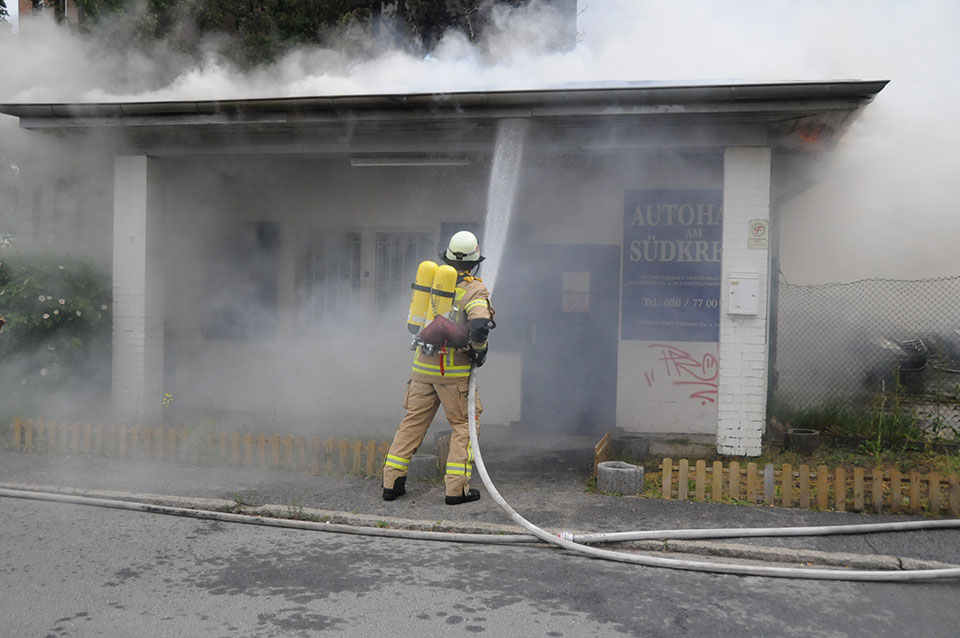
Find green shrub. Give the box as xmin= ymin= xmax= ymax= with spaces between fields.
xmin=0 ymin=251 xmax=111 ymax=417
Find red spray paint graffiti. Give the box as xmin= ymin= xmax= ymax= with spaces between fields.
xmin=644 ymin=343 xmax=718 ymax=406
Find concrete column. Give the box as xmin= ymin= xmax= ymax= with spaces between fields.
xmin=717 ymin=147 xmax=772 ymax=456
xmin=111 ymin=156 xmax=163 ymax=422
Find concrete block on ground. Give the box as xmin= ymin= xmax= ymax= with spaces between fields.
xmin=785 ymin=428 xmax=821 ymax=454
xmin=597 ymin=461 xmax=644 ymax=495
xmin=612 ymin=435 xmax=650 ymax=462
xmin=409 ymin=453 xmax=440 ymax=480
xmin=648 ymin=435 xmax=715 ymax=459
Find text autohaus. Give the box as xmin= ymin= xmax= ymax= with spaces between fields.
xmin=628 ymin=203 xmax=723 ymax=263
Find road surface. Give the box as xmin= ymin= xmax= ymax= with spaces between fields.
xmin=3 ymin=497 xmax=960 ymax=637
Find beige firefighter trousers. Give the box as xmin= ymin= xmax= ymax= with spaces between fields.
xmin=382 ymin=377 xmax=482 ymax=497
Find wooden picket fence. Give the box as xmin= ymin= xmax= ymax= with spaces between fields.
xmin=658 ymin=457 xmax=960 ymax=517
xmin=9 ymin=418 xmax=393 ymax=478
xmin=593 ymin=432 xmax=612 ymax=478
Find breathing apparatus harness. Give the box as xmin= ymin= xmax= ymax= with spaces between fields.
xmin=407 ymin=263 xmax=495 ymax=374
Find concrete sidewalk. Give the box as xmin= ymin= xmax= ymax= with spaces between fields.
xmin=1 ymin=427 xmax=959 ymax=570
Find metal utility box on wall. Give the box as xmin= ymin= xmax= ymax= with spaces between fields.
xmin=728 ymin=273 xmax=759 ymax=315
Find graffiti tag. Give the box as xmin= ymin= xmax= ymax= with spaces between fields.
xmin=644 ymin=343 xmax=719 ymax=406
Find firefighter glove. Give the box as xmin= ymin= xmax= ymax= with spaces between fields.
xmin=469 ymin=343 xmax=488 ymax=367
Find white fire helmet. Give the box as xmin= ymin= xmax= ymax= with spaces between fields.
xmin=443 ymin=230 xmax=484 ymax=264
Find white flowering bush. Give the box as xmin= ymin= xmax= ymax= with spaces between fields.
xmin=0 ymin=251 xmax=111 ymax=414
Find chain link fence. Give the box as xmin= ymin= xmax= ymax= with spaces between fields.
xmin=774 ymin=276 xmax=960 ymax=438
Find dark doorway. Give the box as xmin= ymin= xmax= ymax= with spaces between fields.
xmin=516 ymin=244 xmax=620 ymax=434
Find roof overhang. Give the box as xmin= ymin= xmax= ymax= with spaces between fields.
xmin=0 ymin=80 xmax=888 ymax=157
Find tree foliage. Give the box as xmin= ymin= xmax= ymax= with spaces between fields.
xmin=67 ymin=0 xmax=553 ymax=66
xmin=403 ymin=0 xmax=528 ymax=50
xmin=0 ymin=0 xmax=8 ymax=22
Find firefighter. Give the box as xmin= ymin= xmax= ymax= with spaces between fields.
xmin=382 ymin=230 xmax=495 ymax=505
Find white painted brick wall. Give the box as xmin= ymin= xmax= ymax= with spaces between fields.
xmin=717 ymin=147 xmax=771 ymax=456
xmin=111 ymin=156 xmax=163 ymax=421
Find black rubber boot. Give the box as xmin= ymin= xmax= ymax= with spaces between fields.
xmin=382 ymin=476 xmax=406 ymax=501
xmin=445 ymin=488 xmax=481 ymax=505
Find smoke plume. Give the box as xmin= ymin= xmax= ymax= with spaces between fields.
xmin=2 ymin=1 xmax=958 ymax=282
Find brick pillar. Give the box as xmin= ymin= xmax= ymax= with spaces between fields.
xmin=111 ymin=156 xmax=163 ymax=421
xmin=717 ymin=147 xmax=772 ymax=456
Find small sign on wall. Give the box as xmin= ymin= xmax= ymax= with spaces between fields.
xmin=748 ymin=219 xmax=768 ymax=249
xmin=562 ymin=271 xmax=590 ymax=312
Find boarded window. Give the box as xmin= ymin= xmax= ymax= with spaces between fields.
xmin=296 ymin=231 xmax=362 ymax=324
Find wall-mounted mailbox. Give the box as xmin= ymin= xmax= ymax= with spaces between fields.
xmin=728 ymin=273 xmax=759 ymax=315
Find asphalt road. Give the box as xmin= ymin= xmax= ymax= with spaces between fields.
xmin=4 ymin=497 xmax=960 ymax=638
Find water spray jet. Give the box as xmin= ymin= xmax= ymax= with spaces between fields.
xmin=482 ymin=118 xmax=529 ymax=293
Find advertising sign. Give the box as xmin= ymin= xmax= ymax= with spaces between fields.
xmin=622 ymin=190 xmax=723 ymax=342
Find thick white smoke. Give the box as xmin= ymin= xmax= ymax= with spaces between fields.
xmin=1 ymin=0 xmax=958 ymax=281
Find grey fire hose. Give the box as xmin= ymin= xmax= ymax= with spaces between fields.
xmin=465 ymin=366 xmax=960 ymax=581
xmin=0 ymin=487 xmax=537 ymax=545
xmin=568 ymin=518 xmax=960 ymax=544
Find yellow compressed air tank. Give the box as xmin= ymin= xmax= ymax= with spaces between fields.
xmin=426 ymin=264 xmax=458 ymax=323
xmin=407 ymin=260 xmax=439 ymax=334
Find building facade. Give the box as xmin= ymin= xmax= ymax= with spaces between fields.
xmin=1 ymin=81 xmax=887 ymax=454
